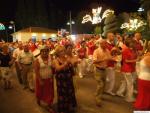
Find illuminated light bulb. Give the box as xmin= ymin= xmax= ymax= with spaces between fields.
xmin=67 ymin=22 xmax=70 ymax=25
xmin=71 ymin=21 xmax=75 ymax=24
xmin=32 ymin=33 xmax=37 ymax=37
xmin=70 ymin=35 xmax=76 ymax=41
xmin=51 ymin=34 xmax=56 ymax=37
xmin=42 ymin=33 xmax=46 ymax=37
xmin=9 ymin=25 xmax=13 ymax=29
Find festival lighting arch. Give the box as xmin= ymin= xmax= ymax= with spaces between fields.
xmin=121 ymin=19 xmax=146 ymax=32
xmin=82 ymin=7 xmax=114 ymax=24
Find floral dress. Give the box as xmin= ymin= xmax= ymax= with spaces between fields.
xmin=55 ymin=61 xmax=77 ymax=113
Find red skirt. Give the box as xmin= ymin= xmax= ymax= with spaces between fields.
xmin=134 ymin=79 xmax=150 ymax=110
xmin=35 ymin=77 xmax=54 ymax=105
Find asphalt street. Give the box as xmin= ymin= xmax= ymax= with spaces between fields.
xmin=0 ymin=67 xmax=134 ymax=113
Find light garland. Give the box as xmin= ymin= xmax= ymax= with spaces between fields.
xmin=121 ymin=19 xmax=146 ymax=31
xmin=82 ymin=7 xmax=114 ymax=24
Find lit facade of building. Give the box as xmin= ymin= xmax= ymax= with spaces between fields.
xmin=11 ymin=27 xmax=57 ymax=42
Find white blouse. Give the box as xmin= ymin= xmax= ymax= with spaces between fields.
xmin=38 ymin=56 xmax=53 ymax=79
xmin=138 ymin=58 xmax=150 ymax=81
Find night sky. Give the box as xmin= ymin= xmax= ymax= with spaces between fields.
xmin=0 ymin=0 xmax=140 ymax=22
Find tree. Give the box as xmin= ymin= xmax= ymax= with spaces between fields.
xmin=120 ymin=13 xmax=147 ymax=34
xmin=102 ymin=14 xmax=119 ymax=37
xmin=141 ymin=0 xmax=150 ymax=27
xmin=94 ymin=26 xmax=101 ymax=35
xmin=140 ymin=0 xmax=150 ymax=40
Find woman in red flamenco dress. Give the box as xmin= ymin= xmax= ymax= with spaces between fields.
xmin=34 ymin=46 xmax=55 ymax=113
xmin=134 ymin=53 xmax=150 ymax=110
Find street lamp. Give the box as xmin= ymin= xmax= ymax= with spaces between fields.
xmin=67 ymin=20 xmax=75 ymax=35
xmin=10 ymin=21 xmax=16 ymax=32
xmin=67 ymin=21 xmax=75 ymax=25
xmin=9 ymin=21 xmax=16 ymax=42
xmin=8 ymin=25 xmax=13 ymax=29
xmin=138 ymin=7 xmax=144 ymax=12
xmin=66 ymin=11 xmax=75 ymax=35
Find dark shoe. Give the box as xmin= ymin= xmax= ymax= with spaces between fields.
xmin=3 ymin=84 xmax=8 ymax=90
xmin=8 ymin=86 xmax=13 ymax=89
xmin=37 ymin=100 xmax=41 ymax=106
xmin=96 ymin=103 xmax=102 ymax=107
xmin=29 ymin=89 xmax=34 ymax=93
xmin=69 ymin=107 xmax=77 ymax=113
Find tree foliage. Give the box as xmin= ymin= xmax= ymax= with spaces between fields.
xmin=140 ymin=0 xmax=150 ymax=40
xmin=141 ymin=0 xmax=150 ymax=12
xmin=94 ymin=26 xmax=101 ymax=35
xmin=102 ymin=14 xmax=119 ymax=37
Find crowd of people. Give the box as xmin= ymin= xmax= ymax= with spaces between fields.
xmin=0 ymin=32 xmax=150 ymax=113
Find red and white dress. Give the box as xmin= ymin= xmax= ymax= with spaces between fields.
xmin=35 ymin=56 xmax=54 ymax=105
xmin=134 ymin=56 xmax=150 ymax=110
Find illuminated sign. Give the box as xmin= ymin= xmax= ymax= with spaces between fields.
xmin=0 ymin=23 xmax=5 ymax=30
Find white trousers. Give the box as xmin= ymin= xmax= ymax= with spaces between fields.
xmin=106 ymin=67 xmax=115 ymax=93
xmin=87 ymin=55 xmax=94 ymax=72
xmin=117 ymin=72 xmax=135 ymax=100
xmin=78 ymin=58 xmax=87 ymax=76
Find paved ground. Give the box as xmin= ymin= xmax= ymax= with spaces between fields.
xmin=0 ymin=67 xmax=134 ymax=113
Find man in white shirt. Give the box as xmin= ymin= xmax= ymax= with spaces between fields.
xmin=18 ymin=44 xmax=34 ymax=90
